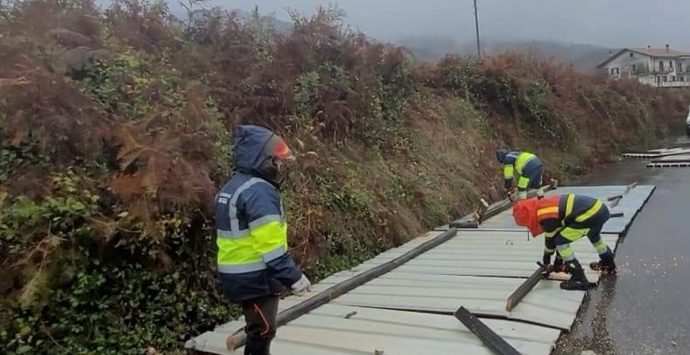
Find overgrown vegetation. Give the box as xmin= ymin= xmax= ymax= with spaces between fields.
xmin=1 ymin=1 xmax=687 ymax=353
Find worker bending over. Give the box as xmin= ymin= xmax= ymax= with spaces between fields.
xmin=495 ymin=148 xmax=545 ymax=200
xmin=512 ymin=194 xmax=617 ymax=290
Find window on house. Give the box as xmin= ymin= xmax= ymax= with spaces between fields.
xmin=657 ymin=76 xmax=661 ymax=83
xmin=670 ymin=61 xmax=674 ymax=69
xmin=680 ymin=62 xmax=684 ymax=72
xmin=660 ymin=61 xmax=665 ymax=71
xmin=663 ymin=76 xmax=668 ymax=82
xmin=671 ymin=76 xmax=676 ymax=82
xmin=680 ymin=76 xmax=685 ymax=82
xmin=632 ymin=64 xmax=637 ymax=72
xmin=629 ymin=52 xmax=634 ymax=58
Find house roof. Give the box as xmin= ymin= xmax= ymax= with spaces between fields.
xmin=597 ymin=47 xmax=690 ymax=68
xmin=629 ymin=48 xmax=690 ymax=57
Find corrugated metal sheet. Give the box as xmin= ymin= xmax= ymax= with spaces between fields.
xmin=359 ymin=231 xmax=618 ymax=281
xmin=622 ymin=147 xmax=690 ymax=158
xmin=186 ymin=184 xmax=654 ymax=355
xmin=188 ymin=304 xmax=560 ymax=355
xmin=478 ymin=185 xmax=655 ymax=234
xmin=647 ymin=162 xmax=690 ymax=168
xmin=327 ymin=230 xmax=616 ymax=330
xmin=651 ymin=153 xmax=690 ymax=162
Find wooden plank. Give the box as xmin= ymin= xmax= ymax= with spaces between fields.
xmin=505 ymin=266 xmax=544 ymax=312
xmin=454 ymin=306 xmax=521 ymax=355
xmin=226 ymin=228 xmax=459 ymax=350
xmin=623 ymin=182 xmax=638 ymax=195
xmin=450 ymin=184 xmax=557 ymax=229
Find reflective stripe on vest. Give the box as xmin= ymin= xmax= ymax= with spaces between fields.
xmin=216 ymin=178 xmax=288 ymax=274
xmin=216 ymin=245 xmax=287 ymax=274
xmin=515 ymin=152 xmax=535 ymax=175
xmin=565 ymin=194 xmax=575 ymax=218
xmin=562 ymin=193 xmax=602 ymax=224
xmin=575 ymin=200 xmax=603 ymax=222
xmin=217 ymin=261 xmax=267 ymax=274
xmin=216 ymin=178 xmax=273 ymax=239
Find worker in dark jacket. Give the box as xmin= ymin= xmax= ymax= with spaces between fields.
xmin=496 ymin=148 xmax=545 ymax=200
xmin=512 ymin=194 xmax=616 ymax=290
xmin=215 ymin=125 xmax=311 ymax=355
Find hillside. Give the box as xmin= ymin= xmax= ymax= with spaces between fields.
xmin=400 ymin=36 xmax=612 ymax=73
xmin=470 ymin=40 xmax=613 ymax=73
xmin=1 ymin=1 xmax=688 ymax=353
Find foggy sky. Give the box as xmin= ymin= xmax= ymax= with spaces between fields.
xmin=183 ymin=0 xmax=690 ymax=49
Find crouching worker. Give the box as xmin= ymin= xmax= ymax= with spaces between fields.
xmin=215 ymin=125 xmax=311 ymax=355
xmin=495 ymin=148 xmax=545 ymax=200
xmin=512 ymin=194 xmax=617 ymax=290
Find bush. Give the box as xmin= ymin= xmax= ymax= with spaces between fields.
xmin=1 ymin=1 xmax=688 ymax=353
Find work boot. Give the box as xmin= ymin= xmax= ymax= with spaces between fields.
xmin=560 ymin=261 xmax=595 ymax=291
xmin=590 ymin=253 xmax=617 ymax=274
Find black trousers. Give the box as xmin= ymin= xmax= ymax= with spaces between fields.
xmin=241 ymin=295 xmax=280 ymax=355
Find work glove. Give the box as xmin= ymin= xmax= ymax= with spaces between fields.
xmin=539 ymin=253 xmax=554 ymax=277
xmin=552 ymin=256 xmax=569 ymax=273
xmin=538 ymin=262 xmax=554 ymax=277
xmin=290 ymin=274 xmax=312 ymax=296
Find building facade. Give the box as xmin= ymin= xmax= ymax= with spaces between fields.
xmin=598 ymin=45 xmax=690 ymax=88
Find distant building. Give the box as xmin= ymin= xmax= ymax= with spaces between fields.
xmin=597 ymin=45 xmax=690 ymax=88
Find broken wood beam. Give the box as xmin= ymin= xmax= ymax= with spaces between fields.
xmin=450 ymin=183 xmax=557 ymax=229
xmin=623 ymin=182 xmax=638 ymax=195
xmin=505 ymin=266 xmax=545 ymax=312
xmin=609 ymin=197 xmax=622 ymax=208
xmin=454 ymin=306 xmax=521 ymax=355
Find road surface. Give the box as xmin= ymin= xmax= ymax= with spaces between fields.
xmin=555 ymin=138 xmax=690 ymax=355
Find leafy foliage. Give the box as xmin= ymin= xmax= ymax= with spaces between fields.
xmin=1 ymin=1 xmax=688 ymax=353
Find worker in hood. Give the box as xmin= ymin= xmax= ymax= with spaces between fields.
xmin=512 ymin=194 xmax=616 ymax=291
xmin=495 ymin=148 xmax=545 ymax=200
xmin=215 ymin=125 xmax=310 ymax=355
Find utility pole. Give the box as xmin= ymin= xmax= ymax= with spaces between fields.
xmin=473 ymin=0 xmax=481 ymax=57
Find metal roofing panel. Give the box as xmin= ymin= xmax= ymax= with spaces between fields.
xmin=324 ymin=230 xmax=612 ymax=329
xmin=192 ymin=304 xmax=560 ymax=355
xmin=308 ymin=304 xmax=559 ymax=344
xmin=186 ymin=185 xmax=652 ymax=354
xmin=187 ymin=330 xmax=362 ymax=355
xmin=274 ymin=322 xmax=506 ymax=355
xmin=357 ymin=231 xmax=618 ymax=281
xmin=331 ymin=279 xmax=583 ymax=330
xmin=652 ymin=153 xmax=690 ymax=161
xmin=268 ymin=231 xmax=447 ymax=312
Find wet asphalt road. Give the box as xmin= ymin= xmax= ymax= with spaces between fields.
xmin=555 ymin=137 xmax=690 ymax=355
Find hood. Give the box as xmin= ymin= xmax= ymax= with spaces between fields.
xmin=232 ymin=125 xmax=276 ymax=173
xmin=496 ymin=148 xmax=509 ymax=163
xmin=512 ymin=198 xmax=544 ymax=236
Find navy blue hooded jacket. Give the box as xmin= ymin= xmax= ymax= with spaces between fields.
xmin=215 ymin=125 xmax=303 ymax=303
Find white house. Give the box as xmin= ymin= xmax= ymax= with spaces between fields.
xmin=597 ymin=45 xmax=690 ymax=88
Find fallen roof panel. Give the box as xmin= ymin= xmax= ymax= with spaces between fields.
xmin=186 ymin=184 xmax=654 ymax=355
xmin=190 ymin=304 xmax=559 ymax=355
